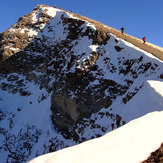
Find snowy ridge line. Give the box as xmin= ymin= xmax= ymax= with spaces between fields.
xmin=66 ymin=10 xmax=163 ymax=61
xmin=28 ymin=111 xmax=163 ymax=163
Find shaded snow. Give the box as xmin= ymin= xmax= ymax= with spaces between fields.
xmin=111 ymin=80 xmax=163 ymax=122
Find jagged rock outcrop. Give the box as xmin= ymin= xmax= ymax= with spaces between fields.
xmin=142 ymin=143 xmax=163 ymax=163
xmin=0 ymin=5 xmax=54 ymax=61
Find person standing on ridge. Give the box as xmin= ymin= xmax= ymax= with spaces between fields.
xmin=121 ymin=26 xmax=125 ymax=34
xmin=142 ymin=37 xmax=146 ymax=44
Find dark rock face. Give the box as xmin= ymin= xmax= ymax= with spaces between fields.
xmin=50 ymin=63 xmax=129 ymax=132
xmin=51 ymin=69 xmax=116 ymax=128
xmin=141 ymin=143 xmax=163 ymax=163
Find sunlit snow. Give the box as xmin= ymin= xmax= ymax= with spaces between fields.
xmin=29 ymin=111 xmax=163 ymax=163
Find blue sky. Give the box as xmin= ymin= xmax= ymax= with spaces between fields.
xmin=0 ymin=0 xmax=163 ymax=47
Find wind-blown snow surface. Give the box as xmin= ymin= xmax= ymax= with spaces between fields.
xmin=29 ymin=111 xmax=163 ymax=163
xmin=0 ymin=5 xmax=163 ymax=163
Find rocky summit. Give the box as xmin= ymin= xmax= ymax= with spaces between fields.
xmin=0 ymin=4 xmax=163 ymax=162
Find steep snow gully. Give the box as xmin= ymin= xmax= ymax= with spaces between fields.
xmin=0 ymin=4 xmax=163 ymax=163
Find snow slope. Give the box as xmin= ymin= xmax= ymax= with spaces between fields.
xmin=116 ymin=80 xmax=163 ymax=122
xmin=28 ymin=111 xmax=163 ymax=163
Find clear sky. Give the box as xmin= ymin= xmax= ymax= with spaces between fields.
xmin=0 ymin=0 xmax=163 ymax=47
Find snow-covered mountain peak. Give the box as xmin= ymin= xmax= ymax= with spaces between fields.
xmin=0 ymin=4 xmax=162 ymax=163
xmin=0 ymin=4 xmax=89 ymax=60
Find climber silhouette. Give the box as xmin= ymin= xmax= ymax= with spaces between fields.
xmin=142 ymin=37 xmax=146 ymax=44
xmin=120 ymin=26 xmax=125 ymax=34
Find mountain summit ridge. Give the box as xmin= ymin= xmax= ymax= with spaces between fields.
xmin=0 ymin=4 xmax=163 ymax=61
xmin=68 ymin=10 xmax=163 ymax=60
xmin=0 ymin=5 xmax=163 ymax=60
xmin=0 ymin=4 xmax=162 ymax=162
